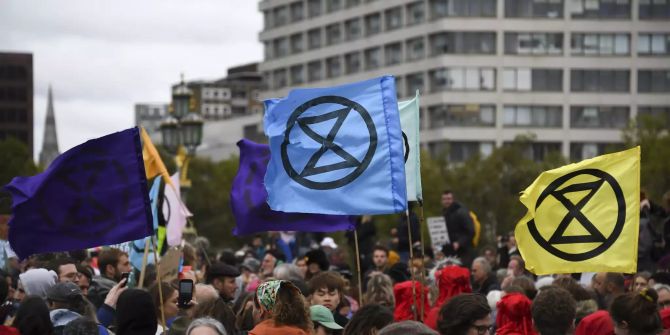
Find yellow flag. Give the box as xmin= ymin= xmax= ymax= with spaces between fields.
xmin=514 ymin=147 xmax=640 ymax=275
xmin=140 ymin=127 xmax=173 ymax=186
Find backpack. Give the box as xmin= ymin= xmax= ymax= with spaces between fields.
xmin=470 ymin=211 xmax=481 ymax=247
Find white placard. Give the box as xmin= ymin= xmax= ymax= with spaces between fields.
xmin=427 ymin=216 xmax=449 ymax=249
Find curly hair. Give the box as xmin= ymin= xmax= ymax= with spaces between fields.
xmin=343 ymin=304 xmax=394 ymax=335
xmin=610 ymin=288 xmax=661 ymax=334
xmin=437 ymin=293 xmax=491 ymax=335
xmin=273 ymin=281 xmax=311 ymax=331
xmin=364 ymin=273 xmax=395 ymax=308
xmin=532 ymin=286 xmax=576 ymax=335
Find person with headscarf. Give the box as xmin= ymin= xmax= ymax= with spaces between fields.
xmin=574 ymin=310 xmax=614 ymax=335
xmin=249 ymin=280 xmax=311 ymax=335
xmin=425 ymin=265 xmax=472 ymax=329
xmin=18 ymin=268 xmax=57 ymax=300
xmin=496 ymin=292 xmax=537 ymax=335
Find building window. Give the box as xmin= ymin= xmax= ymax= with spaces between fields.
xmin=640 ymin=0 xmax=670 ymax=19
xmin=570 ymin=143 xmax=623 ymax=161
xmin=570 ymin=106 xmax=630 ymax=128
xmin=503 ymin=105 xmax=562 ymax=127
xmin=427 ymin=104 xmax=496 ymax=128
xmin=385 ymin=43 xmax=403 ymax=66
xmin=505 ymin=0 xmax=564 ymax=18
xmin=571 ymin=33 xmax=630 ymax=56
xmin=503 ymin=68 xmax=563 ymax=92
xmin=263 ymin=10 xmax=273 ymax=29
xmin=638 ymin=33 xmax=670 ymax=56
xmin=406 ymin=1 xmax=425 ymax=25
xmin=346 ymin=0 xmax=362 ymax=7
xmin=326 ymin=23 xmax=342 ymax=46
xmin=326 ymin=56 xmax=342 ymax=78
xmin=272 ymin=69 xmax=288 ymax=89
xmin=571 ymin=69 xmax=630 ymax=92
xmin=290 ymin=1 xmax=304 ymax=21
xmin=570 ymin=0 xmax=631 ymax=18
xmin=344 ymin=52 xmax=361 ymax=74
xmin=345 ymin=18 xmax=362 ymax=41
xmin=365 ymin=13 xmax=382 ymax=36
xmin=429 ymin=141 xmax=494 ymax=162
xmin=364 ymin=47 xmax=382 ymax=70
xmin=429 ymin=67 xmax=496 ymax=91
xmin=504 ymin=32 xmax=563 ymax=55
xmin=385 ymin=7 xmax=403 ymax=31
xmin=406 ymin=72 xmax=425 ymax=95
xmin=273 ymin=6 xmax=289 ymax=27
xmin=273 ymin=37 xmax=289 ymax=58
xmin=429 ymin=32 xmax=496 ymax=55
xmin=430 ymin=0 xmax=496 ymax=18
xmin=308 ymin=61 xmax=323 ymax=82
xmin=406 ymin=37 xmax=425 ymax=61
xmin=308 ymin=28 xmax=322 ymax=49
xmin=326 ymin=0 xmax=342 ymax=12
xmin=290 ymin=65 xmax=304 ymax=85
xmin=395 ymin=77 xmax=404 ymax=97
xmin=308 ymin=0 xmax=322 ymax=17
xmin=638 ymin=70 xmax=670 ymax=93
xmin=290 ymin=33 xmax=304 ymax=54
xmin=264 ymin=42 xmax=273 ymax=60
xmin=638 ymin=106 xmax=670 ymax=128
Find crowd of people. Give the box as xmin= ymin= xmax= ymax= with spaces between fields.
xmin=0 ymin=190 xmax=669 ymax=335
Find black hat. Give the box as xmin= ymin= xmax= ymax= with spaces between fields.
xmin=47 ymin=282 xmax=82 ymax=303
xmin=206 ymin=262 xmax=241 ymax=283
xmin=305 ymin=249 xmax=329 ymax=271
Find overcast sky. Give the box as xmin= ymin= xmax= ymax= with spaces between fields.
xmin=0 ymin=0 xmax=263 ymax=159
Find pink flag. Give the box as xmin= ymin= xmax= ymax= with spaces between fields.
xmin=164 ymin=173 xmax=192 ymax=246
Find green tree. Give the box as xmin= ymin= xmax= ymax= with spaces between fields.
xmin=0 ymin=137 xmax=38 ymax=214
xmin=623 ymin=114 xmax=670 ymax=200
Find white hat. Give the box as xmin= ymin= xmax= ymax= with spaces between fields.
xmin=320 ymin=237 xmax=338 ymax=249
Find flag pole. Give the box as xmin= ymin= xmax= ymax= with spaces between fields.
xmin=417 ymin=200 xmax=427 ymax=322
xmin=138 ymin=238 xmax=150 ymax=289
xmin=151 ymin=236 xmax=167 ymax=332
xmin=406 ymin=209 xmax=418 ymax=321
xmin=354 ymin=229 xmax=364 ymax=307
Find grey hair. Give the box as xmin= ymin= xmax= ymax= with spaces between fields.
xmin=186 ymin=317 xmax=227 ymax=335
xmin=379 ymin=320 xmax=438 ymax=335
xmin=654 ymin=284 xmax=670 ymax=294
xmin=472 ymin=257 xmax=492 ymax=273
xmin=365 ymin=273 xmax=395 ymax=308
xmin=273 ymin=263 xmax=303 ymax=281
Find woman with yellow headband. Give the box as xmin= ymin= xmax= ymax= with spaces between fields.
xmin=249 ymin=280 xmax=311 ymax=335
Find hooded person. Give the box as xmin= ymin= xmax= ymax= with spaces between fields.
xmin=425 ymin=265 xmax=472 ymax=330
xmin=115 ymin=289 xmax=157 ymax=335
xmin=392 ymin=280 xmax=429 ymax=322
xmin=495 ymin=292 xmax=537 ymax=335
xmin=574 ymin=310 xmax=614 ymax=335
xmin=19 ymin=268 xmax=58 ymax=300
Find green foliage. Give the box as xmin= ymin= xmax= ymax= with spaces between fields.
xmin=0 ymin=137 xmax=37 ymax=214
xmin=623 ymin=114 xmax=670 ymax=200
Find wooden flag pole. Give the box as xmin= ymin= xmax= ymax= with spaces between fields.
xmin=137 ymin=238 xmax=150 ymax=289
xmin=406 ymin=209 xmax=418 ymax=321
xmin=417 ymin=201 xmax=427 ymax=322
xmin=151 ymin=236 xmax=167 ymax=332
xmin=354 ymin=229 xmax=364 ymax=307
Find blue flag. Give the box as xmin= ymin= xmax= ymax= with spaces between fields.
xmin=4 ymin=127 xmax=153 ymax=259
xmin=264 ymin=76 xmax=407 ymax=215
xmin=231 ymin=139 xmax=355 ymax=235
xmin=130 ymin=177 xmax=161 ymax=270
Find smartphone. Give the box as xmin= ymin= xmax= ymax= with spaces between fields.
xmin=178 ymin=279 xmax=194 ymax=308
xmin=120 ymin=272 xmax=130 ymax=287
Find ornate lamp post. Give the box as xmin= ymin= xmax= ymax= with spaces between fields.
xmin=160 ymin=75 xmax=203 ymax=238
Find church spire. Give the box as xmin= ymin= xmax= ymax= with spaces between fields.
xmin=39 ymin=85 xmax=60 ymax=168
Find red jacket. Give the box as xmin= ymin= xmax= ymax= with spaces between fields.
xmin=249 ymin=319 xmax=310 ymax=335
xmin=393 ymin=280 xmax=430 ymax=321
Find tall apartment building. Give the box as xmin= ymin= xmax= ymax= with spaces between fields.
xmin=258 ymin=0 xmax=670 ymax=162
xmin=135 ymin=103 xmax=169 ymax=143
xmin=0 ymin=52 xmax=33 ymax=157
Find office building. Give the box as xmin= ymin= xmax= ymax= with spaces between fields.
xmin=258 ymin=0 xmax=670 ymax=162
xmin=135 ymin=103 xmax=169 ymax=144
xmin=0 ymin=52 xmax=33 ymax=157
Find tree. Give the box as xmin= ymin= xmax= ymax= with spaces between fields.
xmin=623 ymin=114 xmax=670 ymax=200
xmin=0 ymin=137 xmax=38 ymax=214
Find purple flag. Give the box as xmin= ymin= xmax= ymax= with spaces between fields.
xmin=231 ymin=139 xmax=355 ymax=236
xmin=4 ymin=127 xmax=153 ymax=259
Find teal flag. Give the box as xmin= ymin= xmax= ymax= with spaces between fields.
xmin=399 ymin=91 xmax=422 ymax=202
